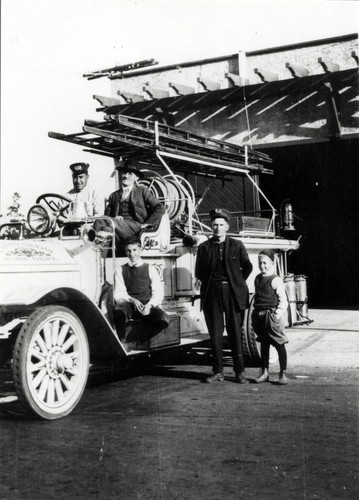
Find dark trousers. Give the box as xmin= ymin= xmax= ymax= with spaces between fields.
xmin=203 ymin=282 xmax=245 ymax=375
xmin=95 ymin=218 xmax=141 ymax=244
xmin=112 ymin=218 xmax=142 ymax=243
xmin=113 ymin=301 xmax=169 ymax=340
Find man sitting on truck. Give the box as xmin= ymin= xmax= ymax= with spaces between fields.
xmin=67 ymin=162 xmax=104 ymax=216
xmin=104 ymin=159 xmax=165 ymax=243
xmin=113 ymin=236 xmax=170 ymax=341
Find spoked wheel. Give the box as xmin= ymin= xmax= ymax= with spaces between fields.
xmin=12 ymin=306 xmax=89 ymax=420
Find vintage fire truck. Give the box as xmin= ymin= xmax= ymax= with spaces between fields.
xmin=0 ymin=114 xmax=308 ymax=420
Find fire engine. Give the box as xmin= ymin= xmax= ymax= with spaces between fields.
xmin=0 ymin=114 xmax=308 ymax=420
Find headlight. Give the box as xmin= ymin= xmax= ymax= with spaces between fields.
xmin=27 ymin=204 xmax=56 ymax=235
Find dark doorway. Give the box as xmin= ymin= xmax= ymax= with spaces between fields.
xmin=261 ymin=139 xmax=359 ymax=308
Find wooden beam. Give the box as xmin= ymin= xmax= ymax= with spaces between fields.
xmin=83 ymin=59 xmax=157 ymax=80
xmin=318 ymin=57 xmax=340 ymax=73
xmin=351 ymin=51 xmax=359 ymax=65
xmin=324 ymin=82 xmax=341 ymax=137
xmin=152 ymin=107 xmax=176 ymax=126
xmin=254 ymin=68 xmax=278 ymax=82
xmin=225 ymin=72 xmax=249 ymax=87
xmin=143 ymin=84 xmax=170 ymax=99
xmin=117 ymin=91 xmax=145 ymax=104
xmin=197 ymin=77 xmax=220 ymax=91
xmin=285 ymin=62 xmax=309 ymax=78
xmin=168 ymin=82 xmax=195 ymax=95
xmin=93 ymin=95 xmax=123 ymax=107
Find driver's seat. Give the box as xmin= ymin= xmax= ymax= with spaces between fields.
xmin=140 ymin=212 xmax=170 ymax=252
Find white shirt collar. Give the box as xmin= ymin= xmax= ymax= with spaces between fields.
xmin=122 ymin=184 xmax=134 ymax=193
xmin=127 ymin=257 xmax=144 ymax=268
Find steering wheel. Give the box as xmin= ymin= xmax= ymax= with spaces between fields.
xmin=36 ymin=193 xmax=73 ymax=225
xmin=27 ymin=193 xmax=73 ymax=236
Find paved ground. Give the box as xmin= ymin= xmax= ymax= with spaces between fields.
xmin=0 ymin=309 xmax=358 ymax=500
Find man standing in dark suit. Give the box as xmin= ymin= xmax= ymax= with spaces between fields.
xmin=195 ymin=208 xmax=253 ymax=383
xmin=105 ymin=159 xmax=165 ymax=242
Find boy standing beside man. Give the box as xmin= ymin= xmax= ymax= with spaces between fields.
xmin=252 ymin=249 xmax=289 ymax=384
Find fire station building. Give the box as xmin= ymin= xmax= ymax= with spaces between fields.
xmin=93 ymin=33 xmax=358 ymax=308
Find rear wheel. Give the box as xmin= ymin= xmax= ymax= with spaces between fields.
xmin=243 ymin=295 xmax=282 ymax=365
xmin=12 ymin=306 xmax=89 ymax=420
xmin=242 ymin=295 xmax=261 ymax=363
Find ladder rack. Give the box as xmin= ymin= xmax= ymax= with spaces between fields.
xmin=49 ymin=114 xmax=273 ymax=178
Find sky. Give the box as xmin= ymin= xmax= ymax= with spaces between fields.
xmin=1 ymin=0 xmax=359 ymax=216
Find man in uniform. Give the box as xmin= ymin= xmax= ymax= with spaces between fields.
xmin=104 ymin=159 xmax=165 ymax=243
xmin=195 ymin=208 xmax=253 ymax=383
xmin=67 ymin=162 xmax=104 ymax=216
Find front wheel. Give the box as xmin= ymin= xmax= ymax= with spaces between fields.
xmin=12 ymin=306 xmax=89 ymax=420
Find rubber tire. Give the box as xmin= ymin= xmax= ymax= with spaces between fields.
xmin=243 ymin=295 xmax=287 ymax=366
xmin=242 ymin=294 xmax=261 ymax=363
xmin=12 ymin=306 xmax=89 ymax=420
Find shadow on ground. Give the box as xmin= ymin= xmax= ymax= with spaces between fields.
xmin=0 ymin=339 xmax=261 ymax=421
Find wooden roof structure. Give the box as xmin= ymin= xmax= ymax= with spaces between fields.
xmin=89 ymin=34 xmax=358 ymax=146
xmin=93 ymin=68 xmax=358 ymax=119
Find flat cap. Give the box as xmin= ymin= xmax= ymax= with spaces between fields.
xmin=117 ymin=159 xmax=144 ymax=179
xmin=70 ymin=162 xmax=89 ymax=175
xmin=259 ymin=249 xmax=275 ymax=262
xmin=209 ymin=208 xmax=231 ymax=221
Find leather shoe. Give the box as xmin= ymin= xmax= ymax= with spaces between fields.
xmin=205 ymin=373 xmax=224 ymax=383
xmin=235 ymin=374 xmax=248 ymax=384
xmin=278 ymin=373 xmax=289 ymax=385
xmin=255 ymin=373 xmax=269 ymax=383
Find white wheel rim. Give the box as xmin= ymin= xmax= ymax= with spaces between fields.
xmin=25 ymin=312 xmax=88 ymax=414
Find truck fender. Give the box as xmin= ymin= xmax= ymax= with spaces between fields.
xmin=4 ymin=287 xmax=127 ymax=360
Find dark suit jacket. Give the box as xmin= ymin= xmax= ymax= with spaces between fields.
xmin=105 ymin=185 xmax=165 ymax=226
xmin=195 ymin=236 xmax=253 ymax=311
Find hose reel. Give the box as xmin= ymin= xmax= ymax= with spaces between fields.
xmin=138 ymin=171 xmax=195 ymax=222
